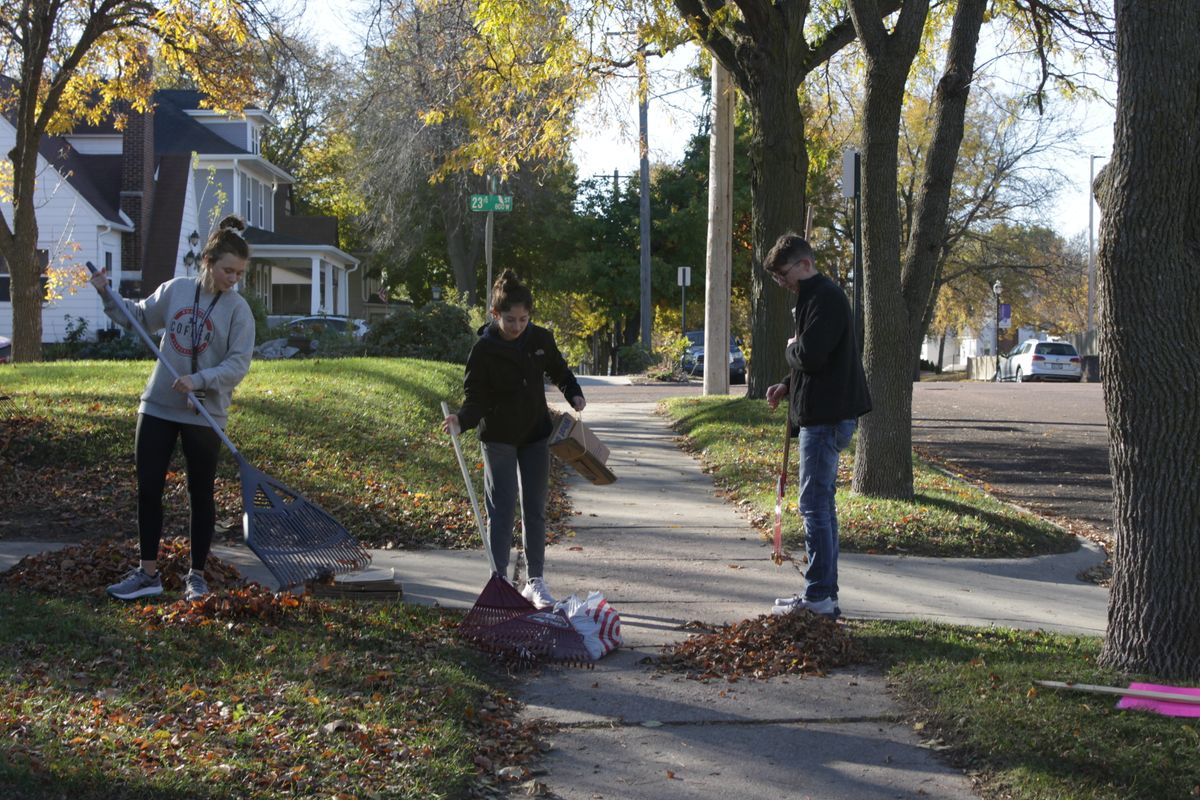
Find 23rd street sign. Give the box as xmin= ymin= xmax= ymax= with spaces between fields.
xmin=469 ymin=194 xmax=513 ymax=213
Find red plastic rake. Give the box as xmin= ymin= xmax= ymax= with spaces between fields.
xmin=442 ymin=401 xmax=592 ymax=665
xmin=459 ymin=575 xmax=593 ymax=665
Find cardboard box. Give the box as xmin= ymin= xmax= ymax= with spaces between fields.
xmin=550 ymin=411 xmax=617 ymax=485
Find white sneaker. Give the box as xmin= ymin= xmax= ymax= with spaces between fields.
xmin=771 ymin=594 xmax=840 ymax=618
xmin=521 ymin=577 xmax=556 ymax=609
xmin=183 ymin=569 xmax=211 ymax=602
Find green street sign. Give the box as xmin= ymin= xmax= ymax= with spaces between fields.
xmin=469 ymin=194 xmax=513 ymax=213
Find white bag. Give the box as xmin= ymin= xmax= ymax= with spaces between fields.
xmin=557 ymin=591 xmax=623 ymax=660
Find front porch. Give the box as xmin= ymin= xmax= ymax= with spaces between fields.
xmin=241 ymin=230 xmax=359 ymax=317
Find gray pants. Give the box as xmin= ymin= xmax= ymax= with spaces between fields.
xmin=481 ymin=437 xmax=550 ymax=579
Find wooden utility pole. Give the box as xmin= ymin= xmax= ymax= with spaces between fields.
xmin=703 ymin=62 xmax=734 ymax=395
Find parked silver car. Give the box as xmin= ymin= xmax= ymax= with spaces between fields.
xmin=285 ymin=315 xmax=369 ymax=340
xmin=997 ymin=339 xmax=1083 ymax=382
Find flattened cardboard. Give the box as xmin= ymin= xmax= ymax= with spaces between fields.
xmin=550 ymin=411 xmax=617 ymax=485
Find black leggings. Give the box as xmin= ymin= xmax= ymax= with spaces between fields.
xmin=135 ymin=413 xmax=221 ymax=571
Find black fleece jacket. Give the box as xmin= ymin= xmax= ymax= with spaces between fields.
xmin=455 ymin=322 xmax=584 ymax=445
xmin=780 ymin=272 xmax=872 ymax=431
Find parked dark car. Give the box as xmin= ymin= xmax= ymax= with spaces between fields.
xmin=681 ymin=331 xmax=746 ymax=384
xmin=0 ymin=335 xmax=10 ymax=364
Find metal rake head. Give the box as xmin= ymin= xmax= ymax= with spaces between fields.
xmin=241 ymin=466 xmax=370 ymax=589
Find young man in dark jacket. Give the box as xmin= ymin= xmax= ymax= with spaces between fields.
xmin=443 ymin=270 xmax=585 ymax=608
xmin=763 ymin=233 xmax=871 ymax=618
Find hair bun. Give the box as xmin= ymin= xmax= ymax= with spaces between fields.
xmin=497 ymin=268 xmax=520 ymax=289
xmin=217 ymin=215 xmax=246 ymax=233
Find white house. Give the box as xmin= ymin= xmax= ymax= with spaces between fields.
xmin=1 ymin=89 xmax=362 ymax=342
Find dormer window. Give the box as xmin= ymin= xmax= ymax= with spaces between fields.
xmin=251 ymin=125 xmax=261 ymax=155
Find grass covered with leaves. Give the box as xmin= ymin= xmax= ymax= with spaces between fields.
xmin=0 ymin=582 xmax=540 ymax=800
xmin=856 ymin=620 xmax=1200 ymax=800
xmin=662 ymin=396 xmax=1075 ymax=558
xmin=0 ymin=358 xmax=570 ymax=549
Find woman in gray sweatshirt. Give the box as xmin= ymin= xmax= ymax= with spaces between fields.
xmin=90 ymin=215 xmax=256 ymax=603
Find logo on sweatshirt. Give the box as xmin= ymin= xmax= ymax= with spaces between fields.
xmin=168 ymin=307 xmax=214 ymax=357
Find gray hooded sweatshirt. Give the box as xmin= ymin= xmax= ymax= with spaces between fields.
xmin=102 ymin=277 xmax=255 ymax=427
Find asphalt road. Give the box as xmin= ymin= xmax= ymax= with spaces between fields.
xmin=911 ymin=380 xmax=1112 ymax=540
xmin=569 ymin=376 xmax=1113 ymax=541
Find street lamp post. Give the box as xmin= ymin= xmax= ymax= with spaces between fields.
xmin=992 ymin=279 xmax=1002 ymax=380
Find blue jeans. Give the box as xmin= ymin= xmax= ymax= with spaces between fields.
xmin=480 ymin=437 xmax=550 ymax=579
xmin=798 ymin=419 xmax=857 ymax=602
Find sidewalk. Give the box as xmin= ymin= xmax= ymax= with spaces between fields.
xmin=493 ymin=401 xmax=1107 ymax=800
xmin=0 ymin=400 xmax=1109 ymax=799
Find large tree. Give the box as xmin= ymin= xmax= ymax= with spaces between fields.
xmin=1096 ymin=2 xmax=1200 ymax=679
xmin=848 ymin=0 xmax=988 ymax=498
xmin=671 ymin=0 xmax=899 ymax=397
xmin=0 ymin=0 xmax=258 ymax=362
xmin=353 ymin=0 xmax=599 ymax=304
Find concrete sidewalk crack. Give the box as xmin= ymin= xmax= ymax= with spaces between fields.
xmin=547 ymin=713 xmax=906 ymax=730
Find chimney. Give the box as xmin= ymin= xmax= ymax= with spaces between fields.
xmin=119 ymin=98 xmax=155 ymax=282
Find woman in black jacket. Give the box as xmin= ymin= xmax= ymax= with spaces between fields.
xmin=442 ymin=270 xmax=586 ymax=608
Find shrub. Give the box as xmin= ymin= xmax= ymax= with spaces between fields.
xmin=616 ymin=342 xmax=655 ymax=374
xmin=243 ymin=293 xmax=272 ymax=344
xmin=364 ymin=302 xmax=475 ymax=362
xmin=919 ymin=358 xmax=941 ymax=374
xmin=43 ymin=316 xmax=151 ymax=361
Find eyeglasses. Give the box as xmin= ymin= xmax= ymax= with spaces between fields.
xmin=768 ymin=259 xmax=811 ymax=282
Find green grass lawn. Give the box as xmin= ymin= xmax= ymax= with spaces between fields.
xmin=1 ymin=358 xmax=495 ymax=548
xmin=662 ymin=396 xmax=1076 ymax=558
xmin=661 ymin=397 xmax=1200 ymax=799
xmin=5 ymin=362 xmax=1187 ymax=800
xmin=0 ymin=586 xmax=529 ymax=799
xmin=857 ymin=620 xmax=1200 ymax=800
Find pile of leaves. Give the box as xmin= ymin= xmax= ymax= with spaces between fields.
xmin=132 ymin=585 xmax=323 ymax=629
xmin=657 ymin=612 xmax=866 ymax=682
xmin=0 ymin=536 xmax=245 ymax=595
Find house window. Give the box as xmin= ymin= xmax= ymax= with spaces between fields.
xmin=251 ymin=125 xmax=260 ymax=155
xmin=105 ymin=252 xmax=113 ymax=271
xmin=243 ymin=174 xmax=252 ymax=220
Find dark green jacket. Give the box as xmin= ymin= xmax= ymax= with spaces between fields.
xmin=456 ymin=323 xmax=584 ymax=444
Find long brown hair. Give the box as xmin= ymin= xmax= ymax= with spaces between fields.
xmin=199 ymin=215 xmax=250 ymax=292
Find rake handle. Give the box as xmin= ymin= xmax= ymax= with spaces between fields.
xmin=85 ymin=262 xmax=242 ymax=459
xmin=442 ymin=401 xmax=490 ymax=569
xmin=1035 ymin=680 xmax=1200 ymax=706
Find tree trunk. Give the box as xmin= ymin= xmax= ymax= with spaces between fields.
xmin=745 ymin=84 xmax=807 ymax=399
xmin=850 ymin=0 xmax=986 ymax=499
xmin=5 ymin=117 xmax=47 ymax=362
xmin=848 ymin=0 xmax=927 ymax=500
xmin=1097 ymin=2 xmax=1200 ymax=680
xmin=440 ymin=183 xmax=483 ymax=305
xmin=8 ymin=246 xmax=45 ymax=362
